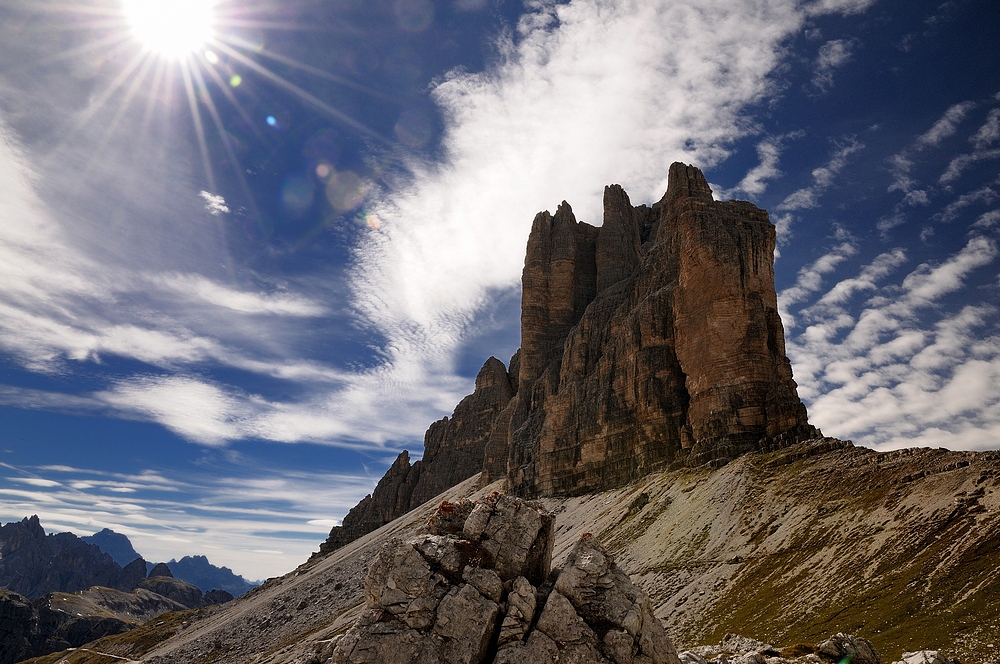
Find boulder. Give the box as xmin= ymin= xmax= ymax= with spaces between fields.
xmin=332 ymin=496 xmax=680 ymax=664
xmin=893 ymin=653 xmax=955 ymax=664
xmin=816 ymin=634 xmax=881 ymax=664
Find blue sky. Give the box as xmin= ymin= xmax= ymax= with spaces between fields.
xmin=1 ymin=0 xmax=998 ymax=579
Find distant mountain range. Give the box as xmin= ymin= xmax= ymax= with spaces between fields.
xmin=0 ymin=516 xmax=256 ymax=661
xmin=0 ymin=517 xmax=258 ymax=600
xmin=81 ymin=528 xmax=142 ymax=566
xmin=164 ymin=554 xmax=258 ymax=598
xmin=79 ymin=527 xmax=257 ymax=597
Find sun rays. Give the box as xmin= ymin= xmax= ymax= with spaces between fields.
xmin=122 ymin=0 xmax=216 ymax=59
xmin=28 ymin=0 xmax=389 ymax=219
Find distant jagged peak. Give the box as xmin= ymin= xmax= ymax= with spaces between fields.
xmin=82 ymin=526 xmax=143 ymax=567
xmin=148 ymin=562 xmax=174 ymax=578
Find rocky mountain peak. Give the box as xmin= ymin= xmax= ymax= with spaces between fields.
xmin=319 ymin=163 xmax=818 ymax=553
xmin=664 ymin=161 xmax=715 ymax=204
xmin=148 ymin=562 xmax=174 ymax=578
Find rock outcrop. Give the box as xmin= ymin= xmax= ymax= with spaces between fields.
xmin=320 ymin=163 xmax=817 ymax=553
xmin=137 ymin=575 xmax=208 ymax=609
xmin=316 ymin=356 xmax=518 ymax=556
xmin=0 ymin=590 xmax=35 ymax=664
xmin=332 ymin=495 xmax=679 ymax=664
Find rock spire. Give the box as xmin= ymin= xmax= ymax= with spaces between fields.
xmin=318 ymin=163 xmax=818 ymax=553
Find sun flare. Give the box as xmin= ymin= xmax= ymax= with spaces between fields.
xmin=122 ymin=0 xmax=215 ymax=59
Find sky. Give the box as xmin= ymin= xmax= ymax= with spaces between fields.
xmin=0 ymin=0 xmax=998 ymax=580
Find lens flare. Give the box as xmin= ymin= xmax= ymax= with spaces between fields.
xmin=122 ymin=0 xmax=215 ymax=59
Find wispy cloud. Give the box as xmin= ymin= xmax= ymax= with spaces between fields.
xmin=887 ymin=101 xmax=977 ymax=195
xmin=938 ymin=183 xmax=998 ymax=222
xmin=880 ymin=99 xmax=1000 ymax=234
xmin=917 ymin=101 xmax=976 ymax=148
xmin=770 ymin=140 xmax=863 ymax=250
xmin=785 ymin=236 xmax=1000 ymax=450
xmin=939 ymin=147 xmax=1000 ymax=185
xmin=715 ymin=132 xmax=804 ymax=201
xmin=811 ymin=38 xmax=856 ymax=92
xmin=970 ymin=108 xmax=1000 ymax=150
xmin=777 ymin=139 xmax=864 ymax=210
xmin=778 ymin=242 xmax=858 ymax=327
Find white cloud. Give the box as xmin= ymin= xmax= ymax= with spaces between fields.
xmin=96 ymin=376 xmax=258 ymax=446
xmin=804 ymin=0 xmax=876 ymax=15
xmin=902 ymin=189 xmax=929 ymax=206
xmin=898 ymin=235 xmax=997 ymax=306
xmin=938 ymin=184 xmax=997 ymax=222
xmin=717 ymin=134 xmax=802 ymax=200
xmin=812 ymin=38 xmax=856 ymax=91
xmin=151 ymin=273 xmax=327 ymax=316
xmin=887 ymin=101 xmax=980 ymax=196
xmin=939 ymin=147 xmax=1000 ymax=185
xmin=973 ymin=209 xmax=1000 ymax=229
xmin=804 ymin=248 xmax=907 ymax=313
xmin=198 ymin=190 xmax=230 ymax=215
xmin=917 ymin=101 xmax=976 ymax=148
xmin=887 ymin=153 xmax=915 ymax=194
xmin=777 ymin=139 xmax=864 ymax=210
xmin=778 ymin=242 xmax=857 ymax=328
xmin=785 ymin=237 xmax=1000 ymax=451
xmin=970 ymin=107 xmax=1000 ymax=150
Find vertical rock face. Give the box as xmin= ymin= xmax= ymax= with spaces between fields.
xmin=503 ymin=163 xmax=816 ymax=496
xmin=410 ymin=357 xmax=516 ymax=508
xmin=319 ymin=163 xmax=817 ymax=552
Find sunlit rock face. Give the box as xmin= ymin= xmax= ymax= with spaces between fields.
xmin=501 ymin=162 xmax=817 ymax=496
xmin=319 ymin=163 xmax=817 ymax=552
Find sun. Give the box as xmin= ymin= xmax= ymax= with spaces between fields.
xmin=122 ymin=0 xmax=216 ymax=59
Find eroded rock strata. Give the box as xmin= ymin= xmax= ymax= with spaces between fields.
xmin=320 ymin=163 xmax=817 ymax=553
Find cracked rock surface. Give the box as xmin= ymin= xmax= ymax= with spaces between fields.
xmin=331 ymin=495 xmax=681 ymax=664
